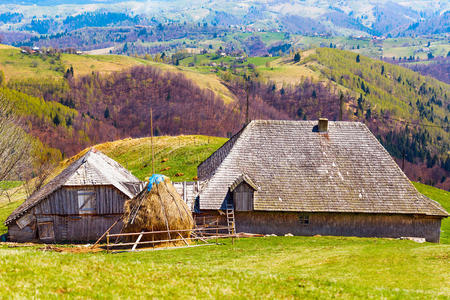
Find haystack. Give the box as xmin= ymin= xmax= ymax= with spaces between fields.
xmin=122 ymin=175 xmax=194 ymax=246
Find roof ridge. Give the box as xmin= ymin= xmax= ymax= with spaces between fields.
xmin=250 ymin=119 xmax=365 ymax=125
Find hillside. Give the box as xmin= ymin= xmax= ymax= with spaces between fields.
xmin=176 ymin=48 xmax=450 ymax=188
xmin=0 ymin=45 xmax=151 ymax=81
xmin=0 ymin=45 xmax=449 ymax=189
xmin=2 ymin=1 xmax=448 ymax=44
xmin=53 ymin=135 xmax=227 ymax=182
xmin=258 ymin=48 xmax=450 ymax=188
xmin=0 ymin=45 xmax=235 ymax=104
xmin=413 ymin=182 xmax=450 ymax=244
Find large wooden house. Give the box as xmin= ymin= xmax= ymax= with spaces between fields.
xmin=5 ymin=149 xmax=144 ymax=243
xmin=196 ymin=119 xmax=448 ymax=242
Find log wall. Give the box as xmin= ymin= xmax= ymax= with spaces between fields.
xmin=8 ymin=185 xmax=128 ymax=243
xmin=35 ymin=186 xmax=126 ymax=215
xmin=197 ymin=210 xmax=443 ymax=242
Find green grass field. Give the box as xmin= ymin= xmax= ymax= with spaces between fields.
xmin=414 ymin=182 xmax=450 ymax=244
xmin=94 ymin=135 xmax=227 ymax=181
xmin=0 ymin=236 xmax=448 ymax=298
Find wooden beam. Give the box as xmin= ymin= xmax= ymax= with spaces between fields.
xmin=177 ymin=232 xmax=189 ymax=246
xmin=91 ymin=217 xmax=122 ymax=248
xmin=132 ymin=232 xmax=144 ymax=251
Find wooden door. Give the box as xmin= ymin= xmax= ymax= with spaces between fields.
xmin=38 ymin=221 xmax=55 ymax=242
xmin=233 ymin=183 xmax=254 ymax=211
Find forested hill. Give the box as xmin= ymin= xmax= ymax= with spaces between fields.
xmin=0 ymin=45 xmax=449 ymax=189
xmin=256 ymin=48 xmax=450 ymax=188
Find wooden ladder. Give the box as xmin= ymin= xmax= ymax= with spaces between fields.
xmin=226 ymin=203 xmax=236 ymax=235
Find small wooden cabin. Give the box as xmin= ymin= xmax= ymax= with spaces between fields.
xmin=5 ymin=149 xmax=144 ymax=243
xmin=196 ymin=120 xmax=448 ymax=242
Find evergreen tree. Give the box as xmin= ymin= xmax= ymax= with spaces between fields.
xmin=52 ymin=114 xmax=61 ymax=126
xmin=357 ymin=94 xmax=364 ymax=110
xmin=366 ymin=108 xmax=371 ymax=119
xmin=65 ymin=115 xmax=72 ymax=126
xmin=381 ymin=65 xmax=384 ymax=75
xmin=104 ymin=107 xmax=110 ymax=119
xmin=356 ymin=54 xmax=360 ymax=63
xmin=293 ymin=52 xmax=301 ymax=63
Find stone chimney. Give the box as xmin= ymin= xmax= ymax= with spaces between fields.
xmin=318 ymin=118 xmax=328 ymax=132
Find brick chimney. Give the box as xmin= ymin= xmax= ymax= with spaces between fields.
xmin=318 ymin=118 xmax=328 ymax=132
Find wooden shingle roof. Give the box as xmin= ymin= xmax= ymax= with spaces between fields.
xmin=5 ymin=149 xmax=143 ymax=225
xmin=198 ymin=120 xmax=448 ymax=217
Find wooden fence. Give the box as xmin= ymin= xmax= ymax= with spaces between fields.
xmin=105 ymin=226 xmax=236 ymax=252
xmin=102 ymin=214 xmax=235 ymax=252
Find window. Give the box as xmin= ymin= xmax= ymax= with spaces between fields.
xmin=299 ymin=214 xmax=309 ymax=225
xmin=78 ymin=190 xmax=96 ymax=214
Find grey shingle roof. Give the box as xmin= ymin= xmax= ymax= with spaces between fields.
xmin=198 ymin=120 xmax=448 ymax=217
xmin=5 ymin=149 xmax=143 ymax=225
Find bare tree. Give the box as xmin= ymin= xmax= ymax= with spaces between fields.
xmin=0 ymin=97 xmax=33 ymax=181
xmin=0 ymin=96 xmax=33 ymax=202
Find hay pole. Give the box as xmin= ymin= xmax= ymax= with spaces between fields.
xmin=150 ymin=107 xmax=154 ymax=175
xmin=130 ymin=191 xmax=146 ymax=225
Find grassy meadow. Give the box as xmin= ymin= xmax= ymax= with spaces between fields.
xmin=0 ymin=236 xmax=449 ymax=298
xmin=56 ymin=135 xmax=228 ymax=182
xmin=413 ymin=182 xmax=450 ymax=244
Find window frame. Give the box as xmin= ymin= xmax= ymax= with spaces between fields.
xmin=77 ymin=189 xmax=96 ymax=215
xmin=298 ymin=214 xmax=310 ymax=225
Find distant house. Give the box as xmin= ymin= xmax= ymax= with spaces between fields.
xmin=196 ymin=120 xmax=448 ymax=242
xmin=5 ymin=149 xmax=144 ymax=243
